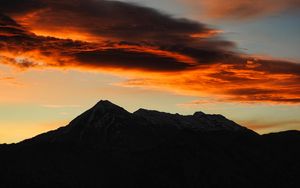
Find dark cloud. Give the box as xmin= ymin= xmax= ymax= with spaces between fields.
xmin=73 ymin=49 xmax=194 ymax=71
xmin=227 ymin=88 xmax=281 ymax=97
xmin=0 ymin=0 xmax=212 ymax=44
xmin=0 ymin=13 xmax=196 ymax=71
xmin=0 ymin=13 xmax=31 ymax=37
xmin=0 ymin=0 xmax=44 ymax=15
xmin=0 ymin=0 xmax=300 ymax=103
xmin=252 ymin=59 xmax=300 ymax=76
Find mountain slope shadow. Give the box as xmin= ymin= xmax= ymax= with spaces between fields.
xmin=0 ymin=100 xmax=299 ymax=188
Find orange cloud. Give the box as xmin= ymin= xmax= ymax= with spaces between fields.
xmin=190 ymin=30 xmax=223 ymax=38
xmin=118 ymin=62 xmax=300 ymax=104
xmin=184 ymin=0 xmax=300 ymax=19
xmin=0 ymin=1 xmax=300 ymax=104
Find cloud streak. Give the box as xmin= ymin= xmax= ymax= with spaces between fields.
xmin=244 ymin=119 xmax=300 ymax=133
xmin=184 ymin=0 xmax=300 ymax=19
xmin=41 ymin=104 xmax=81 ymax=108
xmin=0 ymin=0 xmax=300 ymax=104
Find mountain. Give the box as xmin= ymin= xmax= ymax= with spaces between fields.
xmin=0 ymin=100 xmax=299 ymax=188
xmin=21 ymin=100 xmax=255 ymax=149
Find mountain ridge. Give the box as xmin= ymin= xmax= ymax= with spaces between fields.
xmin=0 ymin=100 xmax=299 ymax=188
xmin=18 ymin=100 xmax=256 ymax=147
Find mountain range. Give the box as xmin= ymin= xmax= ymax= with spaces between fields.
xmin=1 ymin=100 xmax=299 ymax=188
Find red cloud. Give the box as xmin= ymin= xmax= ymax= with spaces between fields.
xmin=0 ymin=1 xmax=300 ymax=104
xmin=118 ymin=61 xmax=300 ymax=104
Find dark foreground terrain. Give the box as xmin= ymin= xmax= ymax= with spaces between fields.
xmin=1 ymin=100 xmax=300 ymax=188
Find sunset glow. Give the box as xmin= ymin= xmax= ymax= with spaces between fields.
xmin=0 ymin=0 xmax=300 ymax=143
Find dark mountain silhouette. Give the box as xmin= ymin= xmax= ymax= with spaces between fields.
xmin=0 ymin=100 xmax=299 ymax=188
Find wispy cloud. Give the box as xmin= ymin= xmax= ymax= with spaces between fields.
xmin=41 ymin=104 xmax=81 ymax=109
xmin=183 ymin=0 xmax=300 ymax=19
xmin=177 ymin=99 xmax=224 ymax=107
xmin=0 ymin=75 xmax=23 ymax=86
xmin=244 ymin=119 xmax=300 ymax=132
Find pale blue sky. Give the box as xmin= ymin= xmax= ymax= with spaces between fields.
xmin=119 ymin=0 xmax=300 ymax=60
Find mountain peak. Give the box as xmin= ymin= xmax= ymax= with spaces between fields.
xmin=95 ymin=100 xmax=117 ymax=106
xmin=193 ymin=111 xmax=206 ymax=117
xmin=94 ymin=100 xmax=118 ymax=107
xmin=91 ymin=100 xmax=128 ymax=114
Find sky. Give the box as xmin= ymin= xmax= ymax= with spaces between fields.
xmin=0 ymin=0 xmax=300 ymax=143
